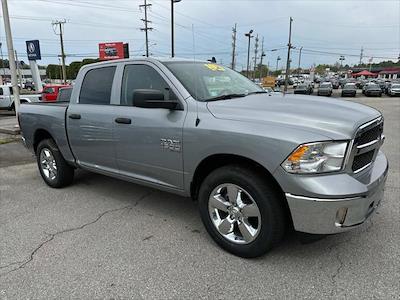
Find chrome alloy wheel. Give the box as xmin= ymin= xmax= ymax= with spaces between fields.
xmin=208 ymin=183 xmax=261 ymax=244
xmin=40 ymin=148 xmax=57 ymax=181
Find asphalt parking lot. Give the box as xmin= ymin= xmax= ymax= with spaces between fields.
xmin=0 ymin=95 xmax=399 ymax=299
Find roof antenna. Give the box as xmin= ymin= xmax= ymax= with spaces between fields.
xmin=192 ymin=24 xmax=200 ymax=127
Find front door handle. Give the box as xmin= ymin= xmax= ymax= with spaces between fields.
xmin=115 ymin=117 xmax=132 ymax=124
xmin=69 ymin=114 xmax=81 ymax=119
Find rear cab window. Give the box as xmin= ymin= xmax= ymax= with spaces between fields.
xmin=79 ymin=66 xmax=116 ymax=105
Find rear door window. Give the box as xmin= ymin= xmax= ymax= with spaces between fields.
xmin=79 ymin=66 xmax=116 ymax=105
xmin=57 ymin=88 xmax=73 ymax=102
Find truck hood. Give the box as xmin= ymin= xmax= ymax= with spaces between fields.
xmin=206 ymin=94 xmax=381 ymax=139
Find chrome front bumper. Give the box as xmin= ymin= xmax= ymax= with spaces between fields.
xmin=284 ymin=153 xmax=388 ymax=235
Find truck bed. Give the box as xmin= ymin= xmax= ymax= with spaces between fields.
xmin=19 ymin=102 xmax=75 ymax=163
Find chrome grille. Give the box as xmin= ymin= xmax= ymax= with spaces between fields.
xmin=350 ymin=117 xmax=384 ymax=174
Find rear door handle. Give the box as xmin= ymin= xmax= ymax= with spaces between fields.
xmin=115 ymin=117 xmax=132 ymax=124
xmin=69 ymin=114 xmax=81 ymax=119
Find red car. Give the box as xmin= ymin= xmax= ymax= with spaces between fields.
xmin=42 ymin=84 xmax=69 ymax=102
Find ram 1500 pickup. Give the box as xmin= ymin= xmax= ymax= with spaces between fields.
xmin=19 ymin=58 xmax=388 ymax=258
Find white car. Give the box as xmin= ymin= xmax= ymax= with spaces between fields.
xmin=389 ymin=83 xmax=400 ymax=96
xmin=0 ymin=85 xmax=42 ymax=111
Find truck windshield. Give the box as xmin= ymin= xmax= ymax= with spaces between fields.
xmin=163 ymin=61 xmax=264 ymax=101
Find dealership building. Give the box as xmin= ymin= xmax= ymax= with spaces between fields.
xmin=0 ymin=68 xmax=46 ymax=82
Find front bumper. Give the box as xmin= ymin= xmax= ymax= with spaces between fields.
xmin=279 ymin=151 xmax=388 ymax=234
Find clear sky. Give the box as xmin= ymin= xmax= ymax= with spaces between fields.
xmin=1 ymin=0 xmax=399 ymax=70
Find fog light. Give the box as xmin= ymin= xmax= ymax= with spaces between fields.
xmin=335 ymin=207 xmax=348 ymax=226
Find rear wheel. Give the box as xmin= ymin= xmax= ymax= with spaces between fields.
xmin=198 ymin=165 xmax=286 ymax=258
xmin=36 ymin=139 xmax=74 ymax=188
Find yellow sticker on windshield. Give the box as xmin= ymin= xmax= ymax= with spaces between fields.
xmin=204 ymin=63 xmax=225 ymax=71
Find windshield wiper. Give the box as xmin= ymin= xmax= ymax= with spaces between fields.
xmin=248 ymin=90 xmax=268 ymax=95
xmin=204 ymin=93 xmax=247 ymax=102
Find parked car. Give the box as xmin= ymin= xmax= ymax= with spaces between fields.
xmin=0 ymin=85 xmax=41 ymax=111
xmin=341 ymin=83 xmax=357 ymax=97
xmin=364 ymin=83 xmax=382 ymax=97
xmin=56 ymin=86 xmax=73 ymax=102
xmin=24 ymin=81 xmax=35 ymax=91
xmin=294 ymin=84 xmax=313 ymax=95
xmin=19 ymin=58 xmax=388 ymax=258
xmin=42 ymin=84 xmax=69 ymax=102
xmin=317 ymin=82 xmax=333 ymax=96
xmin=330 ymin=79 xmax=340 ymax=89
xmin=388 ymin=83 xmax=400 ymax=96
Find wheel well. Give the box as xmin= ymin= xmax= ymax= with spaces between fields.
xmin=190 ymin=154 xmax=292 ymax=228
xmin=33 ymin=129 xmax=53 ymax=153
xmin=191 ymin=154 xmax=283 ymax=200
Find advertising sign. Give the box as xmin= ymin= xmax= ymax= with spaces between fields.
xmin=99 ymin=42 xmax=125 ymax=60
xmin=26 ymin=40 xmax=41 ymax=60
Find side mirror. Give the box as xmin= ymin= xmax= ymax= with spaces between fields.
xmin=133 ymin=89 xmax=179 ymax=110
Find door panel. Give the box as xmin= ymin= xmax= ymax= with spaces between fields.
xmin=113 ymin=63 xmax=185 ymax=190
xmin=67 ymin=104 xmax=117 ymax=172
xmin=67 ymin=65 xmax=118 ymax=173
xmin=113 ymin=106 xmax=185 ymax=189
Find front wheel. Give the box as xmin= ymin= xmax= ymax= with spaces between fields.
xmin=198 ymin=165 xmax=286 ymax=258
xmin=36 ymin=139 xmax=74 ymax=188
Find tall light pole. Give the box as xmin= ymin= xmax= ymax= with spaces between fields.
xmin=339 ymin=55 xmax=345 ymax=69
xmin=298 ymin=46 xmax=303 ymax=72
xmin=276 ymin=56 xmax=281 ymax=72
xmin=171 ymin=0 xmax=181 ymax=57
xmin=245 ymin=29 xmax=254 ymax=78
xmin=1 ymin=0 xmax=20 ymax=116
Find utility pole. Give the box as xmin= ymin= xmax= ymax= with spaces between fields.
xmin=14 ymin=50 xmax=22 ymax=87
xmin=231 ymin=23 xmax=237 ymax=70
xmin=284 ymin=17 xmax=293 ymax=93
xmin=298 ymin=46 xmax=303 ymax=72
xmin=171 ymin=0 xmax=181 ymax=57
xmin=359 ymin=46 xmax=364 ymax=65
xmin=259 ymin=37 xmax=266 ymax=81
xmin=245 ymin=29 xmax=254 ymax=78
xmin=140 ymin=0 xmax=153 ymax=57
xmin=253 ymin=34 xmax=259 ymax=80
xmin=52 ymin=19 xmax=67 ymax=84
xmin=1 ymin=0 xmax=20 ymax=116
xmin=0 ymin=42 xmax=5 ymax=84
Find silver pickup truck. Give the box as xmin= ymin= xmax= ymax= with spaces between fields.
xmin=19 ymin=58 xmax=388 ymax=258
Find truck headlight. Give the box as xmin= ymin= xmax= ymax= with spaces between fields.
xmin=282 ymin=141 xmax=348 ymax=174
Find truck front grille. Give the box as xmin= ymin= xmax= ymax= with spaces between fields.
xmin=350 ymin=117 xmax=383 ymax=174
xmin=352 ymin=150 xmax=374 ymax=172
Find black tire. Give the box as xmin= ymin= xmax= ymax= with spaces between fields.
xmin=36 ymin=139 xmax=74 ymax=188
xmin=198 ymin=165 xmax=286 ymax=258
xmin=8 ymin=103 xmax=15 ymax=111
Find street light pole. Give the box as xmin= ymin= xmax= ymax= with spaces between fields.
xmin=298 ymin=46 xmax=303 ymax=72
xmin=245 ymin=29 xmax=254 ymax=78
xmin=276 ymin=56 xmax=281 ymax=72
xmin=1 ymin=0 xmax=20 ymax=116
xmin=171 ymin=0 xmax=181 ymax=57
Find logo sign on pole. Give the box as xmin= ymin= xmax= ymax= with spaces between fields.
xmin=99 ymin=42 xmax=125 ymax=60
xmin=26 ymin=40 xmax=41 ymax=61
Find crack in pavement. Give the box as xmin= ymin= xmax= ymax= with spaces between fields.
xmin=0 ymin=191 xmax=152 ymax=277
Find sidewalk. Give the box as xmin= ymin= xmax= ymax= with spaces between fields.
xmin=0 ymin=115 xmax=20 ymax=135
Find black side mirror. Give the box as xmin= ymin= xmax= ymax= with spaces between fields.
xmin=133 ymin=89 xmax=179 ymax=110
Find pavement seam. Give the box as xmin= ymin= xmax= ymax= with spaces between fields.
xmin=0 ymin=191 xmax=152 ymax=277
